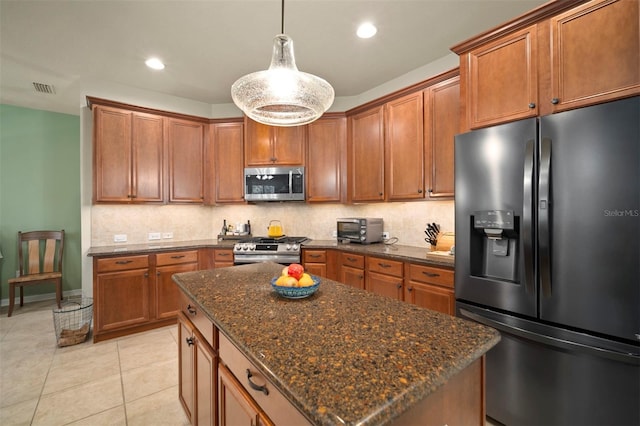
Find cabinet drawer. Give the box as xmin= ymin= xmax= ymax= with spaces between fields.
xmin=367 ymin=256 xmax=403 ymax=278
xmin=408 ymin=264 xmax=454 ymax=288
xmin=303 ymin=250 xmax=326 ymax=263
xmin=156 ymin=250 xmax=199 ymax=266
xmin=219 ymin=333 xmax=312 ymax=426
xmin=214 ymin=249 xmax=234 ymax=262
xmin=179 ymin=291 xmax=215 ymax=347
xmin=340 ymin=252 xmax=365 ymax=269
xmin=96 ymin=255 xmax=149 ymax=272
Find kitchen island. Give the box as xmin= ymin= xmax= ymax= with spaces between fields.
xmin=173 ymin=262 xmax=499 ymax=425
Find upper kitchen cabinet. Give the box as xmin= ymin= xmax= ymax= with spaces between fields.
xmin=211 ymin=120 xmax=245 ymax=204
xmin=453 ymin=0 xmax=639 ymax=131
xmin=385 ymin=91 xmax=425 ymax=201
xmin=541 ymin=0 xmax=639 ymax=114
xmin=166 ymin=118 xmax=207 ymax=203
xmin=244 ymin=117 xmax=306 ymax=166
xmin=348 ymin=105 xmax=385 ymax=202
xmin=423 ymin=76 xmax=460 ymax=199
xmin=92 ymin=105 xmax=164 ymax=203
xmin=306 ymin=114 xmax=346 ymax=203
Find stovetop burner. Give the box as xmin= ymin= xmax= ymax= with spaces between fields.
xmin=249 ymin=236 xmax=309 ymax=244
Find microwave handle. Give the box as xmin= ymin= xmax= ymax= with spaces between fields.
xmin=288 ymin=170 xmax=292 ymax=195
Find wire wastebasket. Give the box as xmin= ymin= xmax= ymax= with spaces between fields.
xmin=52 ymin=297 xmax=93 ymax=347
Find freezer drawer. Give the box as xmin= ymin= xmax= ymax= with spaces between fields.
xmin=457 ymin=302 xmax=640 ymax=426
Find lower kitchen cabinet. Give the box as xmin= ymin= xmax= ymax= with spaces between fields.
xmin=366 ymin=256 xmax=404 ymax=300
xmin=218 ymin=364 xmax=273 ymax=426
xmin=339 ymin=252 xmax=365 ymax=289
xmin=303 ymin=249 xmax=327 ymax=277
xmin=405 ymin=263 xmax=455 ymax=315
xmin=198 ymin=248 xmax=234 ymax=270
xmin=155 ymin=250 xmax=198 ymax=319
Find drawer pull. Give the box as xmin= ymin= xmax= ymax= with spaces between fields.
xmin=246 ymin=369 xmax=269 ymax=395
xmin=186 ymin=337 xmax=195 ymax=346
xmin=378 ymin=262 xmax=391 ymax=268
xmin=309 ymin=254 xmax=321 ymax=258
xmin=115 ymin=260 xmax=133 ymax=265
xmin=347 ymin=257 xmax=358 ymax=262
xmin=187 ymin=304 xmax=197 ymax=315
xmin=422 ymin=271 xmax=440 ymax=278
xmin=171 ymin=255 xmax=185 ymax=259
xmin=218 ymin=252 xmax=230 ymax=257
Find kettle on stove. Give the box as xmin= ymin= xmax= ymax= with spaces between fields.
xmin=267 ymin=220 xmax=284 ymax=238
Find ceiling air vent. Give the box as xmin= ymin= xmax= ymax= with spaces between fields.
xmin=32 ymin=82 xmax=56 ymax=94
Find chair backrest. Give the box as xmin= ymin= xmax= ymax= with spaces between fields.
xmin=17 ymin=230 xmax=64 ymax=276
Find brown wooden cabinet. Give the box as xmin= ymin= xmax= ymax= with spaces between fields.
xmin=167 ymin=118 xmax=207 ymax=203
xmin=306 ymin=115 xmax=346 ymax=202
xmin=155 ymin=250 xmax=198 ymax=320
xmin=385 ymin=91 xmax=425 ymax=200
xmin=93 ymin=106 xmax=164 ymax=203
xmin=366 ymin=256 xmax=404 ymax=301
xmin=347 ymin=106 xmax=385 ymax=202
xmin=303 ymin=249 xmax=327 ymax=277
xmin=405 ymin=263 xmax=455 ymax=315
xmin=244 ymin=118 xmax=305 ymax=166
xmin=543 ymin=0 xmax=639 ymax=114
xmin=198 ymin=248 xmax=235 ymax=270
xmin=454 ymin=0 xmax=639 ymax=130
xmin=424 ymin=76 xmax=459 ymax=199
xmin=212 ymin=121 xmax=245 ymax=203
xmin=218 ymin=364 xmax=273 ymax=426
xmin=339 ymin=252 xmax=366 ymax=290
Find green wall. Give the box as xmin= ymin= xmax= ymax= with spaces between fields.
xmin=0 ymin=104 xmax=81 ymax=304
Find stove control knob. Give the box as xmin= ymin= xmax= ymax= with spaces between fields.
xmin=249 ymin=244 xmax=256 ymax=251
xmin=242 ymin=244 xmax=249 ymax=251
xmin=292 ymin=243 xmax=299 ymax=251
xmin=286 ymin=243 xmax=292 ymax=251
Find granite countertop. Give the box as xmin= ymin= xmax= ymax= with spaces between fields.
xmin=173 ymin=262 xmax=499 ymax=426
xmin=87 ymin=238 xmax=455 ymax=268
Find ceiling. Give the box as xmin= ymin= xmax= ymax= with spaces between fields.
xmin=0 ymin=0 xmax=547 ymax=116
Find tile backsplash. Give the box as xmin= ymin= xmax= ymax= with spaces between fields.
xmin=91 ymin=200 xmax=454 ymax=248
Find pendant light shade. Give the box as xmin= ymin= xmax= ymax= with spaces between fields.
xmin=231 ymin=3 xmax=334 ymax=126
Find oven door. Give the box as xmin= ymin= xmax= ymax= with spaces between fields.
xmin=233 ymin=254 xmax=301 ymax=266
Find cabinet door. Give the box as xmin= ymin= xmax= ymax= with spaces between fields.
xmin=244 ymin=118 xmax=274 ymax=166
xmin=195 ymin=332 xmax=217 ymax=426
xmin=219 ymin=364 xmax=267 ymax=426
xmin=214 ymin=249 xmax=235 ymax=268
xmin=341 ymin=265 xmax=365 ymax=290
xmin=424 ymin=77 xmax=459 ymax=199
xmin=95 ymin=268 xmax=150 ymax=333
xmin=385 ymin=92 xmax=425 ymax=200
xmin=132 ymin=112 xmax=164 ymax=202
xmin=273 ymin=126 xmax=305 ymax=165
xmin=156 ymin=262 xmax=198 ymax=320
xmin=306 ymin=116 xmax=345 ymax=202
xmin=213 ymin=121 xmax=245 ymax=203
xmin=466 ymin=24 xmax=538 ymax=129
xmin=547 ymin=0 xmax=640 ymax=112
xmin=178 ymin=314 xmax=195 ymax=423
xmin=94 ymin=106 xmax=132 ymax=202
xmin=348 ymin=106 xmax=385 ymax=201
xmin=367 ymin=271 xmax=404 ymax=301
xmin=168 ymin=118 xmax=205 ymax=203
xmin=405 ymin=281 xmax=455 ymax=315
xmin=303 ymin=249 xmax=327 ymax=277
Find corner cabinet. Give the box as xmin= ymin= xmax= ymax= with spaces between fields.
xmin=244 ymin=117 xmax=306 ymax=166
xmin=93 ymin=105 xmax=164 ymax=203
xmin=167 ymin=118 xmax=207 ymax=203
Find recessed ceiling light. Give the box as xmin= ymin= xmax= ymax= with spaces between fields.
xmin=357 ymin=22 xmax=377 ymax=39
xmin=145 ymin=57 xmax=165 ymax=70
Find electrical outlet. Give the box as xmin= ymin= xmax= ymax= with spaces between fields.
xmin=332 ymin=230 xmax=337 ymax=238
xmin=148 ymin=232 xmax=161 ymax=241
xmin=382 ymin=232 xmax=390 ymax=239
xmin=162 ymin=232 xmax=173 ymax=239
xmin=114 ymin=234 xmax=127 ymax=243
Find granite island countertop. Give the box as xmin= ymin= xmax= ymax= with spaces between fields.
xmin=173 ymin=262 xmax=499 ymax=426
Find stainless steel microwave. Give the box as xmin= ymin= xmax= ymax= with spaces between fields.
xmin=244 ymin=166 xmax=305 ymax=202
xmin=337 ymin=218 xmax=384 ymax=244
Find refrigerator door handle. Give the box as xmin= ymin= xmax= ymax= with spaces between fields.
xmin=459 ymin=309 xmax=640 ymax=365
xmin=538 ymin=137 xmax=552 ymax=297
xmin=523 ymin=139 xmax=535 ymax=295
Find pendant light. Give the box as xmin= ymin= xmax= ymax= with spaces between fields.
xmin=231 ymin=0 xmax=334 ymax=127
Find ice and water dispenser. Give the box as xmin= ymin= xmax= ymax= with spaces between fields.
xmin=470 ymin=210 xmax=519 ymax=282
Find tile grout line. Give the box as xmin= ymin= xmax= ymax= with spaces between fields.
xmin=117 ymin=339 xmax=129 ymax=426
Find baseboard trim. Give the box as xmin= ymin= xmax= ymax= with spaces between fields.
xmin=0 ymin=289 xmax=83 ymax=307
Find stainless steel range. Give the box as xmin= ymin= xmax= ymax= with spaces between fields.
xmin=233 ymin=236 xmax=309 ymax=265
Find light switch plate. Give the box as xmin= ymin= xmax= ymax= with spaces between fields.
xmin=114 ymin=234 xmax=127 ymax=243
xmin=148 ymin=232 xmax=161 ymax=240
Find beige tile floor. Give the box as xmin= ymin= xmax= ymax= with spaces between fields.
xmin=0 ymin=300 xmax=189 ymax=426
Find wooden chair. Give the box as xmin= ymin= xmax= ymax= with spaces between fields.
xmin=7 ymin=230 xmax=64 ymax=317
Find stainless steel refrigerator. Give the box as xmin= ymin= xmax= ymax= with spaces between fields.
xmin=455 ymin=96 xmax=639 ymax=425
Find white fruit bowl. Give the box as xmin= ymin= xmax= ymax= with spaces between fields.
xmin=270 ymin=276 xmax=320 ymax=299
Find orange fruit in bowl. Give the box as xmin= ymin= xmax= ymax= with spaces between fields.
xmin=298 ymin=273 xmax=314 ymax=287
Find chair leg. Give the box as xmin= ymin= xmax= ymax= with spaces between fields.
xmin=19 ymin=286 xmax=24 ymax=307
xmin=8 ymin=283 xmax=15 ymax=317
xmin=56 ymin=279 xmax=62 ymax=308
